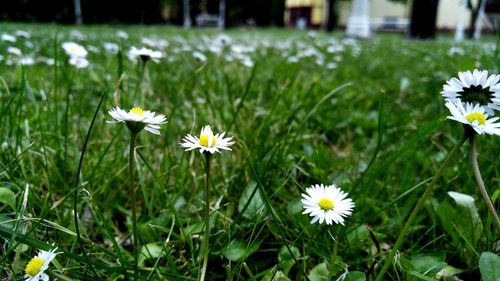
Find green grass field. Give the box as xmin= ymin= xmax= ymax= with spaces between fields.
xmin=0 ymin=23 xmax=499 ymax=280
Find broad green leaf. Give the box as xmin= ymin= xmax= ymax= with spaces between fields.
xmin=139 ymin=243 xmax=165 ymax=266
xmin=408 ymin=271 xmax=439 ymax=281
xmin=447 ymin=191 xmax=483 ymax=245
xmin=238 ymin=181 xmax=265 ymax=219
xmin=308 ymin=263 xmax=329 ymax=281
xmin=278 ymin=245 xmax=300 ymax=275
xmin=222 ymin=239 xmax=260 ymax=261
xmin=435 ymin=265 xmax=464 ymax=280
xmin=0 ymin=187 xmax=16 ymax=210
xmin=343 ymin=271 xmax=366 ymax=281
xmin=410 ymin=254 xmax=446 ymax=277
xmin=479 ymin=252 xmax=500 ymax=281
xmin=262 ymin=270 xmax=291 ymax=281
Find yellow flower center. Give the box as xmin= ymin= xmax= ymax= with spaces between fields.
xmin=199 ymin=135 xmax=216 ymax=147
xmin=465 ymin=112 xmax=486 ymax=125
xmin=319 ymin=198 xmax=334 ymax=211
xmin=131 ymin=107 xmax=144 ymax=116
xmin=25 ymin=257 xmax=44 ymax=277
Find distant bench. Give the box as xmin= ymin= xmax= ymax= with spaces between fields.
xmin=371 ymin=17 xmax=409 ymax=32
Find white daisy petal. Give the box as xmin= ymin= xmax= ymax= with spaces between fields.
xmin=442 ymin=69 xmax=500 ymax=113
xmin=445 ymin=100 xmax=500 ymax=136
xmin=180 ymin=125 xmax=234 ymax=154
xmin=108 ymin=106 xmax=167 ymax=135
xmin=301 ymin=183 xmax=355 ymax=225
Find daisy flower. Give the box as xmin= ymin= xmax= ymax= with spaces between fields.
xmin=445 ymin=100 xmax=500 ymax=136
xmin=441 ymin=69 xmax=500 ymax=114
xmin=62 ymin=42 xmax=88 ymax=58
xmin=301 ymin=184 xmax=355 ymax=225
xmin=128 ymin=46 xmax=163 ymax=63
xmin=180 ymin=125 xmax=234 ymax=154
xmin=24 ymin=248 xmax=59 ymax=281
xmin=108 ymin=106 xmax=167 ymax=135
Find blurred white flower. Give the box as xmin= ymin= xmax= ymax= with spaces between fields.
xmin=69 ymin=30 xmax=85 ymax=40
xmin=62 ymin=42 xmax=88 ymax=58
xmin=20 ymin=56 xmax=35 ymax=66
xmin=15 ymin=30 xmax=31 ymax=38
xmin=193 ymin=51 xmax=207 ymax=62
xmin=103 ymin=42 xmax=119 ymax=54
xmin=116 ymin=30 xmax=129 ymax=39
xmin=447 ymin=46 xmax=465 ymax=56
xmin=7 ymin=47 xmax=22 ymax=56
xmin=1 ymin=33 xmax=16 ymax=42
xmin=69 ymin=56 xmax=89 ymax=68
xmin=128 ymin=46 xmax=163 ymax=63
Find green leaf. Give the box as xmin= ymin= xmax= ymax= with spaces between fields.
xmin=278 ymin=245 xmax=300 ymax=275
xmin=343 ymin=271 xmax=366 ymax=281
xmin=435 ymin=265 xmax=464 ymax=280
xmin=238 ymin=181 xmax=265 ymax=219
xmin=138 ymin=243 xmax=165 ymax=266
xmin=262 ymin=270 xmax=291 ymax=281
xmin=222 ymin=239 xmax=260 ymax=261
xmin=308 ymin=263 xmax=329 ymax=281
xmin=479 ymin=252 xmax=500 ymax=281
xmin=447 ymin=191 xmax=483 ymax=245
xmin=0 ymin=187 xmax=16 ymax=210
xmin=410 ymin=254 xmax=446 ymax=277
xmin=408 ymin=271 xmax=439 ymax=281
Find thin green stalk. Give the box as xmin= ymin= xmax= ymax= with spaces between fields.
xmin=73 ymin=92 xmax=106 ymax=280
xmin=129 ymin=131 xmax=139 ymax=280
xmin=329 ymin=237 xmax=338 ymax=279
xmin=199 ymin=153 xmax=211 ymax=281
xmin=469 ymin=134 xmax=500 ymax=232
xmin=375 ymin=134 xmax=467 ymax=281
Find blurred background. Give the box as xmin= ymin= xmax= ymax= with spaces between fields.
xmin=1 ymin=0 xmax=499 ymax=39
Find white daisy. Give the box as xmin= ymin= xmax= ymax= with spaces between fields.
xmin=24 ymin=248 xmax=59 ymax=281
xmin=441 ymin=69 xmax=500 ymax=114
xmin=445 ymin=100 xmax=500 ymax=136
xmin=128 ymin=46 xmax=163 ymax=63
xmin=62 ymin=42 xmax=88 ymax=58
xmin=301 ymin=184 xmax=355 ymax=225
xmin=68 ymin=56 xmax=89 ymax=68
xmin=108 ymin=106 xmax=167 ymax=135
xmin=180 ymin=125 xmax=234 ymax=154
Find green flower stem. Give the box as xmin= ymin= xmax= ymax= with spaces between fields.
xmin=375 ymin=134 xmax=467 ymax=281
xmin=329 ymin=237 xmax=338 ymax=279
xmin=469 ymin=134 xmax=500 ymax=232
xmin=129 ymin=131 xmax=139 ymax=280
xmin=199 ymin=153 xmax=211 ymax=281
xmin=139 ymin=60 xmax=146 ymax=106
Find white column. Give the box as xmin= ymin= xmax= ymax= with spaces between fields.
xmin=74 ymin=0 xmax=82 ymax=25
xmin=473 ymin=0 xmax=487 ymax=39
xmin=455 ymin=0 xmax=467 ymax=41
xmin=218 ymin=0 xmax=226 ymax=29
xmin=183 ymin=0 xmax=191 ymax=28
xmin=345 ymin=0 xmax=371 ymax=39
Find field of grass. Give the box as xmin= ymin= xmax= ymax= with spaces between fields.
xmin=0 ymin=23 xmax=499 ymax=280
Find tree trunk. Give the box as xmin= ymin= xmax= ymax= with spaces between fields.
xmin=326 ymin=0 xmax=337 ymax=32
xmin=183 ymin=0 xmax=191 ymax=28
xmin=467 ymin=0 xmax=483 ymax=38
xmin=409 ymin=0 xmax=440 ymax=39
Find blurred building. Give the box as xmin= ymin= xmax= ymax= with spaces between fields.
xmin=284 ymin=0 xmax=495 ymax=32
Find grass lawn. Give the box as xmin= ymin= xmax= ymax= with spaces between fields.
xmin=0 ymin=23 xmax=499 ymax=280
